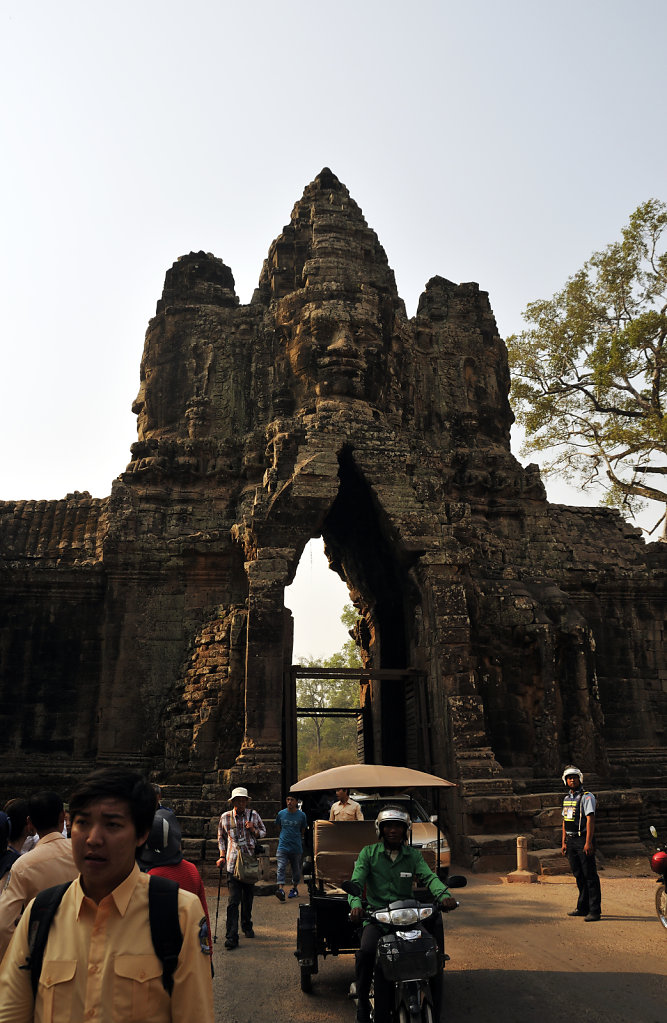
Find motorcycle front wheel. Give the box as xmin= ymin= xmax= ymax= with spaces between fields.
xmin=397 ymin=1002 xmax=432 ymax=1023
xmin=656 ymin=884 xmax=667 ymax=930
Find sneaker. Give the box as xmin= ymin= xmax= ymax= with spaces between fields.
xmin=224 ymin=937 xmax=238 ymax=949
xmin=567 ymin=910 xmax=586 ymax=917
xmin=288 ymin=887 xmax=298 ymax=899
xmin=584 ymin=913 xmax=601 ymax=921
xmin=276 ymin=888 xmax=286 ymax=902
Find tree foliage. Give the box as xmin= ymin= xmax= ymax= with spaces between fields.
xmin=297 ymin=603 xmax=362 ymax=776
xmin=506 ymin=199 xmax=667 ymax=533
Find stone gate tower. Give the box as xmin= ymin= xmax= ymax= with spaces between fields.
xmin=2 ymin=169 xmax=666 ymax=861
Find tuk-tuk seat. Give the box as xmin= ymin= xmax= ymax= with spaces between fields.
xmin=313 ymin=820 xmax=377 ymax=892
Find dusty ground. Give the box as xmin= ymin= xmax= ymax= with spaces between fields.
xmin=208 ymin=863 xmax=666 ymax=1023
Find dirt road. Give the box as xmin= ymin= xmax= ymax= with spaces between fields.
xmin=208 ymin=868 xmax=666 ymax=1023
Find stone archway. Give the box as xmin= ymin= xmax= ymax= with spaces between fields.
xmin=232 ymin=438 xmax=444 ymax=805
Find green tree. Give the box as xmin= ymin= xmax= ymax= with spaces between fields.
xmin=297 ymin=603 xmax=362 ymax=776
xmin=506 ymin=199 xmax=667 ymax=536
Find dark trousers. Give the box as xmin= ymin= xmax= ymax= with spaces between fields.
xmin=226 ymin=874 xmax=255 ymax=939
xmin=566 ymin=835 xmax=602 ymax=916
xmin=355 ymin=915 xmax=444 ymax=1022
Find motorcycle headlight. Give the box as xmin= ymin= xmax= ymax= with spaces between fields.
xmin=374 ymin=906 xmax=434 ymax=926
xmin=389 ymin=907 xmax=420 ymax=927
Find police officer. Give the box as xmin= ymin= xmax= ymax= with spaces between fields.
xmin=561 ymin=765 xmax=601 ymax=921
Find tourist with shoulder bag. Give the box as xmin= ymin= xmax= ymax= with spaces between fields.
xmin=216 ymin=787 xmax=266 ymax=948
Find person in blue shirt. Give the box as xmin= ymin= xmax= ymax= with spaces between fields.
xmin=275 ymin=794 xmax=307 ymax=901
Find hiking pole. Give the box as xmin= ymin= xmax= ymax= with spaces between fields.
xmin=213 ymin=865 xmax=223 ymax=943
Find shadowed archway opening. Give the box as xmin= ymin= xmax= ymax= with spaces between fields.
xmin=319 ymin=447 xmax=423 ymax=767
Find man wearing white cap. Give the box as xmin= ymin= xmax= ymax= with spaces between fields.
xmin=216 ymin=787 xmax=266 ymax=949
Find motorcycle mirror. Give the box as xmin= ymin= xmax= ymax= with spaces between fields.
xmin=446 ymin=874 xmax=468 ymax=889
xmin=650 ymin=825 xmax=658 ymax=839
xmin=341 ymin=879 xmax=363 ymax=897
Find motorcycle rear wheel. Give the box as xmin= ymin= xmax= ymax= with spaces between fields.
xmin=656 ymin=884 xmax=667 ymax=930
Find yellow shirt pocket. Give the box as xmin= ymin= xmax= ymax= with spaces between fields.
xmin=39 ymin=959 xmax=77 ymax=1023
xmin=113 ymin=954 xmax=166 ymax=1021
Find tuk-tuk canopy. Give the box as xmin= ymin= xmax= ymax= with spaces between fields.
xmin=290 ymin=763 xmax=455 ymax=793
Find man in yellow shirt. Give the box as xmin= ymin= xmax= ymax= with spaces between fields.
xmin=0 ymin=792 xmax=77 ymax=959
xmin=0 ymin=768 xmax=213 ymax=1023
xmin=329 ymin=788 xmax=364 ymax=822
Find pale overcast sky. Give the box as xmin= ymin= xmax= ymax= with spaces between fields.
xmin=2 ymin=2 xmax=665 ymax=658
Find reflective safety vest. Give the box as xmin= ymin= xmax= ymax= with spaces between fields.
xmin=562 ymin=789 xmax=593 ymax=836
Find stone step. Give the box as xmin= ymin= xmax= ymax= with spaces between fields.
xmin=527 ymin=847 xmax=573 ymax=875
xmin=181 ymin=835 xmax=280 ymax=858
xmin=608 ymin=747 xmax=667 ymax=786
xmin=461 ymin=833 xmax=520 ymax=872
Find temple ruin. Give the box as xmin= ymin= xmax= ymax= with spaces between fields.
xmin=1 ymin=169 xmax=666 ymax=866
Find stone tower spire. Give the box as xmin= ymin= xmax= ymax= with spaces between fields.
xmin=256 ymin=167 xmax=401 ymax=307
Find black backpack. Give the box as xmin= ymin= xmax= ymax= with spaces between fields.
xmin=21 ymin=875 xmax=183 ymax=996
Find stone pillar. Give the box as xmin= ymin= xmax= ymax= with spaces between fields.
xmin=232 ymin=550 xmax=289 ymax=806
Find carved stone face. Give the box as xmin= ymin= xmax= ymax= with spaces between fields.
xmin=281 ymin=297 xmax=387 ymax=405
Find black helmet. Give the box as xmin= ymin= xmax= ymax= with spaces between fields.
xmin=139 ymin=809 xmax=183 ymax=868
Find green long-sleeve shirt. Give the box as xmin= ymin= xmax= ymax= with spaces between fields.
xmin=348 ymin=840 xmax=451 ymax=912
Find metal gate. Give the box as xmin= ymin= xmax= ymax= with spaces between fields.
xmin=285 ymin=666 xmax=429 ymax=790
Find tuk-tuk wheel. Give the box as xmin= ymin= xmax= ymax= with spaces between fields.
xmin=300 ymin=964 xmax=313 ymax=993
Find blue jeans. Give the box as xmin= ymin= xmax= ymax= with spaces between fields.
xmin=276 ymin=848 xmax=302 ymax=886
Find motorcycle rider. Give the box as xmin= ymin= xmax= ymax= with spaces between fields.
xmin=560 ymin=765 xmax=602 ymax=921
xmin=348 ymin=805 xmax=458 ymax=1023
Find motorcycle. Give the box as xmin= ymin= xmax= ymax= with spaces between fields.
xmin=342 ymin=875 xmax=467 ymax=1023
xmin=649 ymin=825 xmax=667 ymax=930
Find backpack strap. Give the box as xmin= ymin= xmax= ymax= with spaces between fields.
xmin=20 ymin=881 xmax=73 ymax=997
xmin=148 ymin=875 xmax=183 ymax=995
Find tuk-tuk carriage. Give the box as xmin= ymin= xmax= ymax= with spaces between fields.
xmin=290 ymin=764 xmax=455 ymax=993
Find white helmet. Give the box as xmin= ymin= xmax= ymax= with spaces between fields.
xmin=375 ymin=805 xmax=412 ymax=839
xmin=561 ymin=766 xmax=583 ymax=785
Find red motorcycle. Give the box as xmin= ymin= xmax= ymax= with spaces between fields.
xmin=649 ymin=826 xmax=667 ymax=930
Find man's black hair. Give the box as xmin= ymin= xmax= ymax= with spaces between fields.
xmin=3 ymin=798 xmax=29 ymax=843
xmin=69 ymin=768 xmax=156 ymax=839
xmin=27 ymin=792 xmax=63 ymax=834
